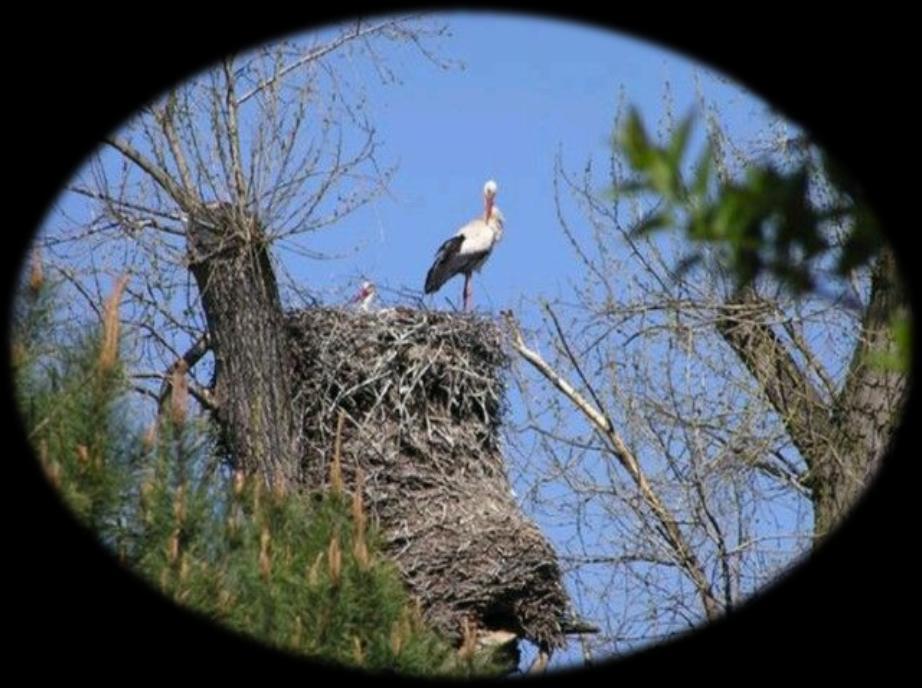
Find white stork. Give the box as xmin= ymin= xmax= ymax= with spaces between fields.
xmin=352 ymin=280 xmax=377 ymax=311
xmin=424 ymin=180 xmax=504 ymax=311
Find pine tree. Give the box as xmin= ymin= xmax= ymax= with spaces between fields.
xmin=12 ymin=268 xmax=506 ymax=678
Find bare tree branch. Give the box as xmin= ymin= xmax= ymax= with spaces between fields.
xmin=235 ymin=17 xmax=419 ymax=106
xmin=221 ymin=58 xmax=249 ymax=215
xmin=156 ymin=332 xmax=212 ymax=404
xmin=103 ymin=136 xmax=191 ymax=209
xmin=505 ymin=312 xmax=723 ymax=621
xmin=156 ymin=94 xmax=196 ymax=196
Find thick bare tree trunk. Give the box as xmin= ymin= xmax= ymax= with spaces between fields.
xmin=187 ymin=202 xmax=301 ymax=488
xmin=814 ymin=248 xmax=907 ymax=535
xmin=717 ymin=247 xmax=907 ymax=539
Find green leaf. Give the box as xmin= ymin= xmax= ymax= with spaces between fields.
xmin=648 ymin=153 xmax=678 ymax=200
xmin=608 ymin=179 xmax=650 ymax=198
xmin=674 ymin=252 xmax=703 ymax=276
xmin=629 ymin=210 xmax=673 ymax=237
xmin=621 ymin=108 xmax=654 ymax=170
xmin=688 ymin=207 xmax=714 ymax=240
xmin=692 ymin=143 xmax=712 ymax=200
xmin=712 ymin=191 xmax=744 ymax=240
xmin=667 ymin=112 xmax=694 ymax=168
xmin=836 ymin=207 xmax=882 ymax=275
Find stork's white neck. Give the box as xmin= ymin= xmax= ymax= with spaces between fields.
xmin=489 ymin=206 xmax=504 ymax=242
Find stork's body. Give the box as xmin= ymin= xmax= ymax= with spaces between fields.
xmin=424 ymin=180 xmax=504 ymax=311
xmin=352 ymin=280 xmax=377 ymax=311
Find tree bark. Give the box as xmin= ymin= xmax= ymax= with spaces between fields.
xmin=717 ymin=247 xmax=907 ymax=538
xmin=815 ymin=247 xmax=907 ymax=536
xmin=187 ymin=202 xmax=301 ymax=488
xmin=715 ymin=298 xmax=835 ymax=465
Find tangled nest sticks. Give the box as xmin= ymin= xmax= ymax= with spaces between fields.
xmin=285 ymin=307 xmax=568 ymax=651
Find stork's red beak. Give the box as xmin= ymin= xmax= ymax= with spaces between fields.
xmin=484 ymin=195 xmax=494 ymax=221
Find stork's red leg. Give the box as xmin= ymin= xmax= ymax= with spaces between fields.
xmin=463 ymin=273 xmax=472 ymax=311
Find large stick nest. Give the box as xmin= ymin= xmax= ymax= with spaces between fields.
xmin=286 ymin=307 xmax=568 ymax=650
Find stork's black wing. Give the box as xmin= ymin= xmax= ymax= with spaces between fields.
xmin=424 ymin=235 xmax=465 ymax=294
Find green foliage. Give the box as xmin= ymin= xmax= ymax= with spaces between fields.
xmin=612 ymin=108 xmax=909 ymax=373
xmin=129 ymin=450 xmax=466 ymax=675
xmin=13 ymin=287 xmax=131 ymax=544
xmin=13 ymin=280 xmax=504 ymax=678
xmin=614 ymin=107 xmax=884 ymax=295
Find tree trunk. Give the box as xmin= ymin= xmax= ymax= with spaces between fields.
xmin=814 ymin=247 xmax=907 ymax=536
xmin=187 ymin=202 xmax=301 ymax=488
xmin=717 ymin=246 xmax=907 ymax=539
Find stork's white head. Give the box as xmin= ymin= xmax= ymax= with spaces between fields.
xmin=483 ymin=179 xmax=499 ymax=222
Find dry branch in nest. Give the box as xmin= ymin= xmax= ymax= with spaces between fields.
xmin=286 ymin=308 xmax=569 ymax=651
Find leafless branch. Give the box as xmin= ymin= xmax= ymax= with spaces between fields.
xmin=236 ymin=17 xmax=420 ymax=106
xmin=505 ymin=312 xmax=723 ymax=621
xmin=103 ymin=136 xmax=191 ymax=209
